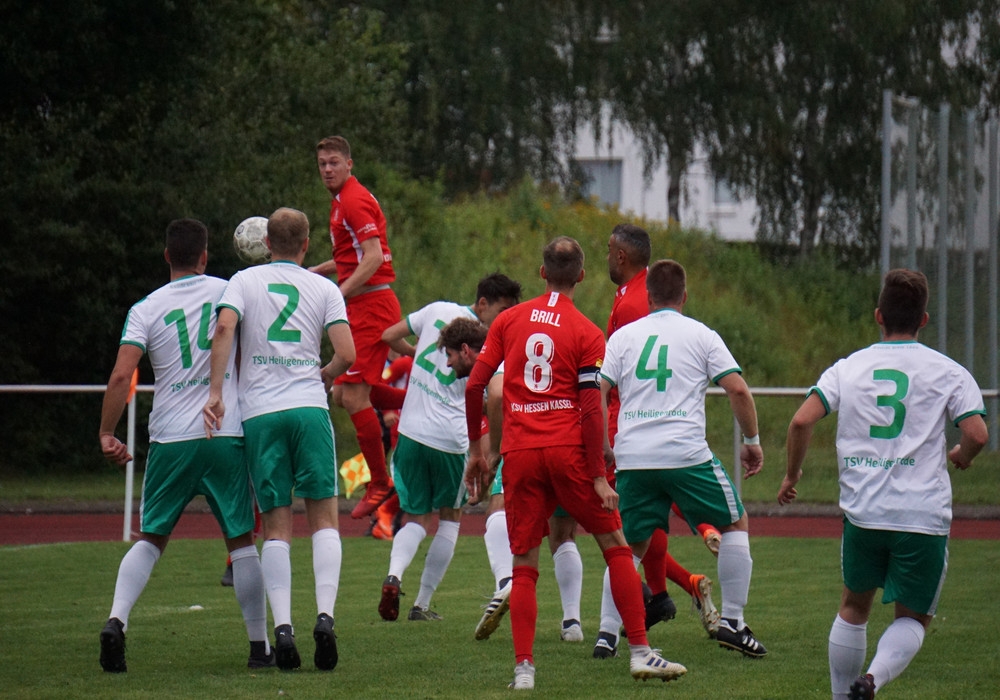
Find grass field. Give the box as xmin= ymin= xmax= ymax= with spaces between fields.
xmin=3 ymin=534 xmax=999 ymax=698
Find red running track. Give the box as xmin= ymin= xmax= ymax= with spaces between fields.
xmin=2 ymin=510 xmax=998 ymax=546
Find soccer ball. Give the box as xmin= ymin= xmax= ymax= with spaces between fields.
xmin=233 ymin=216 xmax=270 ymax=263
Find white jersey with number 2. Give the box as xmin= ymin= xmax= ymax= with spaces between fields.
xmin=217 ymin=261 xmax=348 ymax=421
xmin=812 ymin=341 xmax=985 ymax=535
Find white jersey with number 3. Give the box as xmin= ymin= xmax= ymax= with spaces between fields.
xmin=812 ymin=341 xmax=985 ymax=535
xmin=217 ymin=261 xmax=348 ymax=421
xmin=397 ymin=301 xmax=477 ymax=453
xmin=121 ymin=275 xmax=241 ymax=442
xmin=601 ymin=308 xmax=741 ymax=469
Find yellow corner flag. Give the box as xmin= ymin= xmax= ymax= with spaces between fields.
xmin=339 ymin=453 xmax=371 ymax=498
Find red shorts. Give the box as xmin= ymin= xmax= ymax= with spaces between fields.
xmin=502 ymin=444 xmax=622 ymax=555
xmin=334 ymin=288 xmax=401 ymax=386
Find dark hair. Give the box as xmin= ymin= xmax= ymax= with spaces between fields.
xmin=316 ymin=135 xmax=351 ymax=158
xmin=437 ymin=316 xmax=488 ymax=353
xmin=542 ymin=236 xmax=584 ymax=287
xmin=878 ymin=269 xmax=928 ymax=335
xmin=646 ymin=259 xmax=686 ymax=307
xmin=477 ymin=272 xmax=522 ymax=304
xmin=611 ymin=223 xmax=651 ymax=267
xmin=165 ymin=218 xmax=208 ymax=269
xmin=267 ymin=207 xmax=309 ymax=257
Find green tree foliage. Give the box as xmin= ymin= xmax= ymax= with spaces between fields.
xmin=371 ymin=0 xmax=580 ymax=194
xmin=581 ymin=1 xmax=994 ymax=257
xmin=0 ymin=0 xmax=406 ymax=472
xmin=694 ymin=0 xmax=988 ymax=258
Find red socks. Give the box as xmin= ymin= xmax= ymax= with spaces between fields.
xmin=511 ymin=566 xmax=539 ymax=664
xmin=604 ymin=545 xmax=648 ymax=647
xmin=351 ymin=407 xmax=389 ymax=486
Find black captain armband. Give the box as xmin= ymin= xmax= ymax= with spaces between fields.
xmin=577 ymin=365 xmax=601 ymax=390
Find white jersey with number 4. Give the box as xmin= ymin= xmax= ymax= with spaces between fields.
xmin=397 ymin=301 xmax=477 ymax=453
xmin=601 ymin=308 xmax=741 ymax=469
xmin=121 ymin=274 xmax=241 ymax=442
xmin=812 ymin=341 xmax=985 ymax=535
xmin=217 ymin=261 xmax=348 ymax=421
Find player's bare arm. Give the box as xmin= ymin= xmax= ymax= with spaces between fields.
xmin=949 ymin=413 xmax=988 ymax=470
xmin=779 ymin=393 xmax=827 ymax=504
xmin=98 ymin=344 xmax=144 ymax=465
xmin=338 ymin=237 xmax=383 ymax=299
xmin=203 ymin=307 xmax=238 ymax=437
xmin=308 ymin=258 xmax=338 ymax=278
xmin=719 ymin=372 xmax=763 ymax=478
xmin=321 ymin=322 xmax=357 ymax=392
xmin=599 ymin=378 xmax=616 ymax=469
xmin=381 ymin=318 xmax=417 ymax=357
xmin=593 ymin=475 xmax=619 ymax=512
xmin=463 ymin=359 xmax=495 ymax=504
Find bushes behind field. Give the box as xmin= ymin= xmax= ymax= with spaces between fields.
xmin=2 ymin=181 xmax=882 ymax=477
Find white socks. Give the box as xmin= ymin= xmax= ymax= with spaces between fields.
xmin=869 ymin=616 xmax=925 ymax=691
xmin=552 ymin=541 xmax=583 ymax=621
xmin=109 ymin=539 xmax=161 ymax=628
xmin=829 ymin=614 xmax=867 ymax=698
xmin=230 ymin=544 xmax=268 ymax=646
xmin=261 ymin=539 xmax=292 ymax=628
xmin=312 ymin=528 xmax=342 ymax=617
xmin=598 ymin=565 xmax=623 ymax=635
xmin=828 ymin=613 xmax=926 ymax=697
xmin=415 ymin=520 xmax=460 ymax=609
xmin=718 ymin=530 xmax=752 ymax=626
xmin=484 ymin=510 xmax=512 ymax=588
xmin=388 ymin=522 xmax=427 ymax=580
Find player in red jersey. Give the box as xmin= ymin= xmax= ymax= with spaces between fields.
xmin=311 ymin=135 xmax=404 ymax=519
xmin=464 ymin=237 xmax=686 ymax=689
xmin=594 ymin=225 xmax=720 ymax=658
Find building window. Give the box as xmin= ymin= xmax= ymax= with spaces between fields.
xmin=713 ymin=176 xmax=739 ymax=205
xmin=575 ymin=159 xmax=622 ymax=208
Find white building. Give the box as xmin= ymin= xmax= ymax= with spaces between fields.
xmin=572 ymin=117 xmax=759 ymax=241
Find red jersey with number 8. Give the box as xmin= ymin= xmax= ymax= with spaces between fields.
xmin=475 ymin=291 xmax=605 ymax=450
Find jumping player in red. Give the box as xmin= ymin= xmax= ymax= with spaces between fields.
xmin=310 ymin=135 xmax=404 ymax=519
xmin=464 ymin=236 xmax=687 ymax=689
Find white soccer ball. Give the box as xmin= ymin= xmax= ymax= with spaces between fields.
xmin=233 ymin=216 xmax=270 ymax=263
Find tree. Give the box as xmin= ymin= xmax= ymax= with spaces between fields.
xmin=571 ymin=1 xmax=709 ymax=224
xmin=697 ymin=0 xmax=987 ymax=258
xmin=0 ymin=0 xmax=408 ymax=472
xmin=371 ymin=0 xmax=581 ymax=194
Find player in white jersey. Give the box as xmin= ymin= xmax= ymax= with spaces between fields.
xmin=97 ymin=219 xmax=270 ymax=673
xmin=600 ymin=259 xmax=768 ymax=659
xmin=375 ymin=273 xmax=521 ymax=621
xmin=780 ymin=269 xmax=987 ymax=700
xmin=204 ymin=208 xmax=356 ymax=672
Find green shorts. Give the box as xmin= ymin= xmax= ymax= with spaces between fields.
xmin=391 ymin=434 xmax=467 ymax=515
xmin=141 ymin=437 xmax=254 ymax=539
xmin=616 ymin=456 xmax=744 ymax=545
xmin=490 ymin=459 xmax=504 ymax=497
xmin=243 ymin=407 xmax=338 ymax=512
xmin=841 ymin=518 xmax=948 ymax=615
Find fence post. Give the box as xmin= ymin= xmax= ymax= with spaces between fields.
xmin=123 ymin=370 xmax=138 ymax=542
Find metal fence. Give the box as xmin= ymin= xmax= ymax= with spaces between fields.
xmin=3 ymin=383 xmax=995 ymax=541
xmin=881 ymin=90 xmax=999 ymax=448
